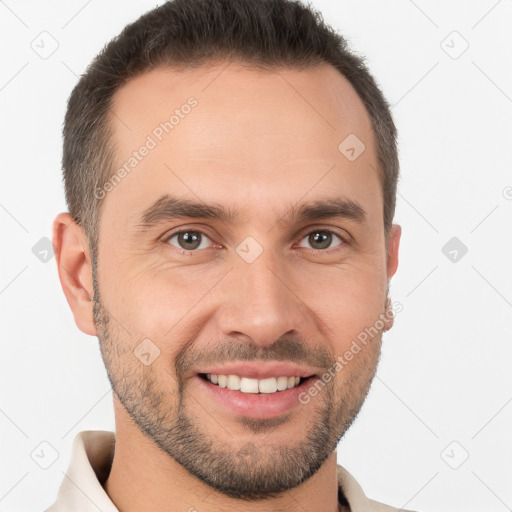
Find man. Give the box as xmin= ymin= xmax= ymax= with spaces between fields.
xmin=49 ymin=0 xmax=408 ymax=510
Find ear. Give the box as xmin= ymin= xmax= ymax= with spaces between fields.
xmin=386 ymin=223 xmax=401 ymax=280
xmin=383 ymin=224 xmax=401 ymax=332
xmin=52 ymin=212 xmax=97 ymax=336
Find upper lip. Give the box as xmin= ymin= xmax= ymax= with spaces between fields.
xmin=195 ymin=362 xmax=318 ymax=380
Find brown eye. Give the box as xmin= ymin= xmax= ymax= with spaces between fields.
xmin=298 ymin=230 xmax=343 ymax=251
xmin=167 ymin=230 xmax=211 ymax=251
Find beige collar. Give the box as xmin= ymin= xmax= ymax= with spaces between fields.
xmin=47 ymin=430 xmax=408 ymax=512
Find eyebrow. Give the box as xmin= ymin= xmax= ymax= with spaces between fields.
xmin=135 ymin=193 xmax=367 ymax=231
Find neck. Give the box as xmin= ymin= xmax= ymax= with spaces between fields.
xmin=104 ymin=399 xmax=342 ymax=512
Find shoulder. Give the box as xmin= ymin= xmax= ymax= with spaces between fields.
xmin=337 ymin=465 xmax=418 ymax=512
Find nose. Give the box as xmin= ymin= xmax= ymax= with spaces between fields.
xmin=214 ymin=249 xmax=306 ymax=348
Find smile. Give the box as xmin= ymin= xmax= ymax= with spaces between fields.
xmin=201 ymin=373 xmax=305 ymax=394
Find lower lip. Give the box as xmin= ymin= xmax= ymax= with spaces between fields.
xmin=195 ymin=375 xmax=315 ymax=419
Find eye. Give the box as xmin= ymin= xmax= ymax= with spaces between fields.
xmin=298 ymin=230 xmax=344 ymax=251
xmin=164 ymin=228 xmax=345 ymax=254
xmin=166 ymin=230 xmax=213 ymax=251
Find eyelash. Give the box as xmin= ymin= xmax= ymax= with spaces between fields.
xmin=163 ymin=228 xmax=348 ymax=254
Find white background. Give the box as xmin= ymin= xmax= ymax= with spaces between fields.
xmin=1 ymin=1 xmax=511 ymax=511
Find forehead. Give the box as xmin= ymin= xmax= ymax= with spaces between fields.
xmin=110 ymin=61 xmax=374 ymax=152
xmin=103 ymin=62 xmax=381 ymax=231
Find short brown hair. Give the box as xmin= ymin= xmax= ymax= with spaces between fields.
xmin=63 ymin=0 xmax=399 ymax=264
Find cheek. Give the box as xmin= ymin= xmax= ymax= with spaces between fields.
xmin=299 ymin=263 xmax=387 ymax=347
xmin=100 ymin=238 xmax=387 ymax=352
xmin=101 ymin=256 xmax=217 ymax=336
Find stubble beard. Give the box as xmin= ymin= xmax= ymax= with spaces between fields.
xmin=92 ymin=270 xmax=382 ymax=500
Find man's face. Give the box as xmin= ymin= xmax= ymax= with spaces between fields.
xmin=92 ymin=62 xmax=400 ymax=499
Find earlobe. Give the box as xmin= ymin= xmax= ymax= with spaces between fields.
xmin=52 ymin=212 xmax=97 ymax=336
xmin=383 ymin=295 xmax=394 ymax=332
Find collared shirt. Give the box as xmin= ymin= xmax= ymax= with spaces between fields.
xmin=46 ymin=431 xmax=415 ymax=512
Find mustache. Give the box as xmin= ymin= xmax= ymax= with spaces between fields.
xmin=175 ymin=336 xmax=335 ymax=375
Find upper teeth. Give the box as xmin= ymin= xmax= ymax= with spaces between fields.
xmin=206 ymin=374 xmax=301 ymax=394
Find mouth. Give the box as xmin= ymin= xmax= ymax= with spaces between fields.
xmin=198 ymin=373 xmax=309 ymax=394
xmin=195 ymin=369 xmax=318 ymax=419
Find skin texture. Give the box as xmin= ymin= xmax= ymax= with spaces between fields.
xmin=53 ymin=61 xmax=401 ymax=512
